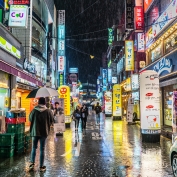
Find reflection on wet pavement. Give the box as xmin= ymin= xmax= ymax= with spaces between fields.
xmin=0 ymin=113 xmax=174 ymax=177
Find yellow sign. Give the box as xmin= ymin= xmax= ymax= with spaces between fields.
xmin=126 ymin=78 xmax=131 ymax=91
xmin=125 ymin=40 xmax=134 ymax=71
xmin=4 ymin=97 xmax=10 ymax=107
xmin=113 ymin=84 xmax=122 ymax=117
xmin=58 ymin=85 xmax=70 ymax=116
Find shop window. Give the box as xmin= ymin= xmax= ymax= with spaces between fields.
xmin=150 ymin=43 xmax=163 ymax=62
xmin=164 ymin=85 xmax=173 ymax=126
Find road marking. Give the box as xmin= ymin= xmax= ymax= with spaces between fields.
xmin=60 ymin=149 xmax=72 ymax=156
xmin=91 ymin=132 xmax=102 ymax=140
xmin=73 ymin=142 xmax=81 ymax=156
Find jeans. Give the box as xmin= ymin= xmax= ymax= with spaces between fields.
xmin=30 ymin=136 xmax=47 ymax=167
xmin=75 ymin=118 xmax=80 ymax=129
xmin=81 ymin=117 xmax=87 ymax=129
xmin=96 ymin=113 xmax=100 ymax=124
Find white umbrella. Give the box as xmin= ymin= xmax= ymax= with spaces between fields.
xmin=90 ymin=101 xmax=102 ymax=105
xmin=26 ymin=87 xmax=59 ymax=98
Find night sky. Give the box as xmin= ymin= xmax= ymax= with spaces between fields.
xmin=54 ymin=0 xmax=124 ymax=84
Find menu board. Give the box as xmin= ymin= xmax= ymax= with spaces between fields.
xmin=104 ymin=91 xmax=112 ymax=115
xmin=140 ymin=70 xmax=161 ymax=134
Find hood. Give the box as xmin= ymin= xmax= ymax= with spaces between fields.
xmin=34 ymin=104 xmax=47 ymax=112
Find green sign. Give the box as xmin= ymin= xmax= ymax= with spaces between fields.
xmin=59 ymin=73 xmax=64 ymax=86
xmin=108 ymin=28 xmax=113 ymax=45
xmin=108 ymin=60 xmax=112 ymax=67
xmin=0 ymin=36 xmax=21 ymax=59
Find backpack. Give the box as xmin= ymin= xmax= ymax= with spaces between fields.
xmin=95 ymin=106 xmax=101 ymax=113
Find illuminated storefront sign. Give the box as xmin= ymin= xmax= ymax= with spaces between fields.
xmin=140 ymin=70 xmax=161 ymax=134
xmin=152 ymin=0 xmax=177 ymax=38
xmin=102 ymin=69 xmax=107 ymax=91
xmin=58 ymin=10 xmax=65 ymax=25
xmin=144 ymin=0 xmax=153 ymax=13
xmin=117 ymin=57 xmax=124 ymax=75
xmin=104 ymin=91 xmax=112 ymax=115
xmin=145 ymin=27 xmax=154 ymax=48
xmin=125 ymin=40 xmax=134 ymax=71
xmin=58 ymin=25 xmax=65 ymax=39
xmin=150 ymin=43 xmax=163 ymax=62
xmin=126 ymin=78 xmax=131 ymax=91
xmin=0 ymin=36 xmax=21 ymax=59
xmin=8 ymin=0 xmax=30 ymax=5
xmin=59 ymin=72 xmax=64 ymax=86
xmin=58 ymin=85 xmax=70 ymax=116
xmin=134 ymin=6 xmax=144 ymax=31
xmin=112 ymin=77 xmax=117 ymax=84
xmin=58 ymin=56 xmax=65 ymax=72
xmin=8 ymin=5 xmax=28 ymax=28
xmin=108 ymin=28 xmax=113 ymax=45
xmin=108 ymin=69 xmax=112 ymax=83
xmin=131 ymin=74 xmax=139 ymax=90
xmin=149 ymin=6 xmax=159 ymax=25
xmin=23 ymin=58 xmax=35 ymax=74
xmin=108 ymin=60 xmax=111 ymax=68
xmin=126 ymin=0 xmax=134 ymax=29
xmin=113 ymin=84 xmax=122 ymax=117
xmin=137 ymin=33 xmax=145 ymax=52
xmin=58 ymin=40 xmax=65 ymax=56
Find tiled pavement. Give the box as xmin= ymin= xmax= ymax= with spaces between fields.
xmin=0 ymin=112 xmax=174 ymax=177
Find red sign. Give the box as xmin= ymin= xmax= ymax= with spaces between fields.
xmin=144 ymin=0 xmax=153 ymax=13
xmin=134 ymin=6 xmax=144 ymax=30
xmin=8 ymin=0 xmax=30 ymax=5
xmin=60 ymin=87 xmax=67 ymax=94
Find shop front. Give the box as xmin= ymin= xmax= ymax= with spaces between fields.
xmin=141 ymin=50 xmax=177 ymax=135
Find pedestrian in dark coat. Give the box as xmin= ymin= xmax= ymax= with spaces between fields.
xmin=81 ymin=104 xmax=88 ymax=130
xmin=73 ymin=105 xmax=81 ymax=131
xmin=29 ymin=97 xmax=54 ymax=172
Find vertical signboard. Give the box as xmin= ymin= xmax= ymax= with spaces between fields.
xmin=172 ymin=91 xmax=177 ymax=143
xmin=59 ymin=72 xmax=64 ymax=86
xmin=113 ymin=84 xmax=122 ymax=117
xmin=131 ymin=74 xmax=139 ymax=90
xmin=144 ymin=0 xmax=153 ymax=13
xmin=108 ymin=68 xmax=112 ymax=83
xmin=58 ymin=85 xmax=70 ymax=116
xmin=127 ymin=98 xmax=134 ymax=122
xmin=125 ymin=40 xmax=134 ymax=71
xmin=140 ymin=70 xmax=161 ymax=134
xmin=108 ymin=28 xmax=113 ymax=45
xmin=137 ymin=33 xmax=145 ymax=52
xmin=8 ymin=5 xmax=28 ymax=28
xmin=134 ymin=6 xmax=144 ymax=31
xmin=102 ymin=69 xmax=107 ymax=91
xmin=104 ymin=91 xmax=112 ymax=115
xmin=125 ymin=0 xmax=134 ymax=30
xmin=58 ymin=56 xmax=65 ymax=72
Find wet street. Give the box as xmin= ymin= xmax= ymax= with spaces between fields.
xmin=0 ymin=113 xmax=174 ymax=177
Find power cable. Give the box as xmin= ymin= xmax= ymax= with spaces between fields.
xmin=66 ymin=36 xmax=108 ymax=41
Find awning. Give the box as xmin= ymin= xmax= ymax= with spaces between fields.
xmin=0 ymin=59 xmax=43 ymax=86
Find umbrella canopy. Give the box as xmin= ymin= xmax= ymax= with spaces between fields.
xmin=26 ymin=87 xmax=59 ymax=98
xmin=90 ymin=101 xmax=102 ymax=105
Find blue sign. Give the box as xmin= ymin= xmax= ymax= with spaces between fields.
xmin=102 ymin=69 xmax=107 ymax=91
xmin=0 ymin=0 xmax=4 ymax=8
xmin=58 ymin=25 xmax=65 ymax=39
xmin=144 ymin=51 xmax=177 ymax=77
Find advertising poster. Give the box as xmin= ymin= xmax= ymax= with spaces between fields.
xmin=131 ymin=74 xmax=139 ymax=91
xmin=58 ymin=85 xmax=70 ymax=116
xmin=113 ymin=84 xmax=122 ymax=117
xmin=140 ymin=70 xmax=161 ymax=134
xmin=172 ymin=91 xmax=177 ymax=143
xmin=125 ymin=40 xmax=134 ymax=71
xmin=104 ymin=91 xmax=112 ymax=115
xmin=127 ymin=98 xmax=134 ymax=123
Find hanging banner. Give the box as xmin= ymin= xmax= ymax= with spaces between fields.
xmin=58 ymin=56 xmax=65 ymax=72
xmin=108 ymin=28 xmax=113 ymax=45
xmin=113 ymin=84 xmax=122 ymax=117
xmin=127 ymin=98 xmax=134 ymax=123
xmin=144 ymin=0 xmax=153 ymax=13
xmin=131 ymin=74 xmax=139 ymax=90
xmin=104 ymin=91 xmax=112 ymax=115
xmin=125 ymin=0 xmax=134 ymax=30
xmin=58 ymin=85 xmax=70 ymax=116
xmin=125 ymin=40 xmax=134 ymax=71
xmin=134 ymin=6 xmax=144 ymax=31
xmin=140 ymin=70 xmax=161 ymax=134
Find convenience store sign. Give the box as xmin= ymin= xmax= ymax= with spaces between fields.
xmin=0 ymin=36 xmax=21 ymax=59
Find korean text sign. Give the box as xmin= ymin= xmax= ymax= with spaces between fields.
xmin=126 ymin=0 xmax=134 ymax=30
xmin=134 ymin=6 xmax=144 ymax=30
xmin=140 ymin=70 xmax=161 ymax=134
xmin=104 ymin=91 xmax=112 ymax=115
xmin=113 ymin=84 xmax=122 ymax=117
xmin=8 ymin=5 xmax=28 ymax=28
xmin=125 ymin=40 xmax=134 ymax=71
xmin=58 ymin=86 xmax=70 ymax=116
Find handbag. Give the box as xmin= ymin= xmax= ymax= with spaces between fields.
xmin=74 ymin=112 xmax=80 ymax=118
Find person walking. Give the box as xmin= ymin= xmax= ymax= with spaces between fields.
xmin=73 ymin=105 xmax=81 ymax=131
xmin=29 ymin=97 xmax=54 ymax=172
xmin=81 ymin=104 xmax=88 ymax=131
xmin=94 ymin=102 xmax=102 ymax=125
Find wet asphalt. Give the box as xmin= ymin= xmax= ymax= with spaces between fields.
xmin=0 ymin=112 xmax=174 ymax=177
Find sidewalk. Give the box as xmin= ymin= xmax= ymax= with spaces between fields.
xmin=0 ymin=113 xmax=173 ymax=177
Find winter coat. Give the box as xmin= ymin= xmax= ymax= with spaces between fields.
xmin=80 ymin=106 xmax=88 ymax=118
xmin=73 ymin=108 xmax=81 ymax=119
xmin=29 ymin=104 xmax=54 ymax=137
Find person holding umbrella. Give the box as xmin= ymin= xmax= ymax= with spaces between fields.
xmin=29 ymin=97 xmax=54 ymax=172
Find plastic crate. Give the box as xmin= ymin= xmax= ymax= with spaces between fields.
xmin=15 ymin=141 xmax=24 ymax=149
xmin=15 ymin=133 xmax=24 ymax=140
xmin=0 ymin=146 xmax=14 ymax=158
xmin=5 ymin=117 xmax=26 ymax=124
xmin=14 ymin=137 xmax=24 ymax=145
xmin=0 ymin=133 xmax=15 ymax=146
xmin=7 ymin=124 xmax=25 ymax=134
xmin=6 ymin=112 xmax=26 ymax=118
xmin=15 ymin=146 xmax=24 ymax=154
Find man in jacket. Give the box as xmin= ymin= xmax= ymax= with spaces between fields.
xmin=29 ymin=97 xmax=54 ymax=172
xmin=94 ymin=102 xmax=102 ymax=125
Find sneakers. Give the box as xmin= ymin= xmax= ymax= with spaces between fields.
xmin=40 ymin=166 xmax=46 ymax=172
xmin=29 ymin=163 xmax=35 ymax=170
